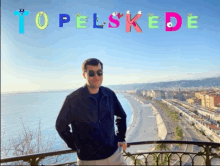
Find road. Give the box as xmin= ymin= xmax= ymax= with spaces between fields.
xmin=171 ymin=99 xmax=219 ymax=125
xmin=128 ymin=94 xmax=220 ymax=165
xmin=168 ymin=99 xmax=220 ymax=165
xmin=181 ymin=118 xmax=207 ymax=165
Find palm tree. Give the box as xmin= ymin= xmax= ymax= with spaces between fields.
xmin=123 ymin=151 xmax=144 ymax=165
xmin=153 ymin=141 xmax=170 ymax=165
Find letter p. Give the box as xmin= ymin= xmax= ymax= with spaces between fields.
xmin=59 ymin=14 xmax=70 ymax=27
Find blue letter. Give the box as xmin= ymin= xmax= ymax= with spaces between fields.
xmin=14 ymin=10 xmax=30 ymax=34
xmin=59 ymin=14 xmax=70 ymax=27
xmin=93 ymin=13 xmax=103 ymax=29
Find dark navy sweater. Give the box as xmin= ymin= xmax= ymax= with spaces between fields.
xmin=55 ymin=84 xmax=127 ymax=160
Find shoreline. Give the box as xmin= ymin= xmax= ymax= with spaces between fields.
xmin=122 ymin=93 xmax=167 ymax=143
xmin=123 ymin=94 xmax=141 ymax=140
xmin=121 ymin=93 xmax=159 ymax=164
xmin=125 ymin=97 xmax=135 ymax=135
xmin=121 ymin=93 xmax=158 ymax=151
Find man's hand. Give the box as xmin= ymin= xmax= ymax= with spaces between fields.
xmin=118 ymin=142 xmax=127 ymax=151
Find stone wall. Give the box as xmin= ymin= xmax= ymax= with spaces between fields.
xmin=149 ymin=103 xmax=167 ymax=140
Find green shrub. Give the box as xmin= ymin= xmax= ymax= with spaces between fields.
xmin=174 ymin=126 xmax=183 ymax=141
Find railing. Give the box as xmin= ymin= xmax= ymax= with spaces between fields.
xmin=1 ymin=140 xmax=220 ymax=166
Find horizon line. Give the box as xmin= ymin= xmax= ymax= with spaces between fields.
xmin=2 ymin=76 xmax=220 ymax=95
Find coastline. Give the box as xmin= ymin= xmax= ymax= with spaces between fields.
xmin=121 ymin=93 xmax=159 ymax=164
xmin=121 ymin=93 xmax=158 ymax=152
xmin=125 ymin=97 xmax=135 ymax=135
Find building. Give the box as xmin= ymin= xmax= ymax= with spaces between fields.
xmin=187 ymin=98 xmax=195 ymax=104
xmin=174 ymin=91 xmax=186 ymax=101
xmin=165 ymin=91 xmax=174 ymax=99
xmin=195 ymin=91 xmax=207 ymax=99
xmin=210 ymin=96 xmax=215 ymax=109
xmin=152 ymin=90 xmax=162 ymax=99
xmin=126 ymin=90 xmax=136 ymax=94
xmin=205 ymin=95 xmax=210 ymax=108
xmin=183 ymin=92 xmax=196 ymax=99
xmin=147 ymin=90 xmax=153 ymax=97
xmin=201 ymin=95 xmax=205 ymax=107
xmin=213 ymin=94 xmax=220 ymax=107
xmin=160 ymin=91 xmax=165 ymax=99
xmin=195 ymin=92 xmax=201 ymax=99
xmin=135 ymin=89 xmax=142 ymax=95
xmin=196 ymin=92 xmax=220 ymax=109
xmin=142 ymin=90 xmax=148 ymax=97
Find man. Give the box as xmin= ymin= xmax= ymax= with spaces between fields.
xmin=56 ymin=58 xmax=127 ymax=165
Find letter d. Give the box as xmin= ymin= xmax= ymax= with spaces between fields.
xmin=165 ymin=12 xmax=182 ymax=31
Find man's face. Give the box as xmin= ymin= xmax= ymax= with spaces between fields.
xmin=83 ymin=63 xmax=103 ymax=89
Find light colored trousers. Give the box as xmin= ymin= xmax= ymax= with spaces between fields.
xmin=77 ymin=146 xmax=127 ymax=165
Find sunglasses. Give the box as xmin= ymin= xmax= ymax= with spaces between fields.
xmin=86 ymin=70 xmax=103 ymax=77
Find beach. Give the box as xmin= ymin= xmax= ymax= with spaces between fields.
xmin=122 ymin=93 xmax=158 ymax=154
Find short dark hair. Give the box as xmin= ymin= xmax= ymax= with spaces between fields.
xmin=82 ymin=58 xmax=103 ymax=72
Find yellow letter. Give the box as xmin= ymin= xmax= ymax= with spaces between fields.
xmin=35 ymin=11 xmax=49 ymax=30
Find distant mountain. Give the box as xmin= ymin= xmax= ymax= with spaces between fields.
xmin=106 ymin=76 xmax=220 ymax=91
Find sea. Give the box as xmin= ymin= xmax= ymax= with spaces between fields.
xmin=1 ymin=90 xmax=134 ymax=165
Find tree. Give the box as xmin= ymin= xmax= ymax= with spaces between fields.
xmin=1 ymin=118 xmax=73 ymax=165
xmin=153 ymin=141 xmax=170 ymax=165
xmin=124 ymin=151 xmax=143 ymax=165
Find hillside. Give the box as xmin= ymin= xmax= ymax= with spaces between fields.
xmin=106 ymin=76 xmax=220 ymax=91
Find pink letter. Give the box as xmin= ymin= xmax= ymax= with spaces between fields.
xmin=165 ymin=12 xmax=182 ymax=31
xmin=126 ymin=11 xmax=142 ymax=33
xmin=108 ymin=13 xmax=120 ymax=28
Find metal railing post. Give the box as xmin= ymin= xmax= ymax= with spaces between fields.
xmin=205 ymin=145 xmax=211 ymax=166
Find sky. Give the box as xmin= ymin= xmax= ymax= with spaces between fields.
xmin=1 ymin=0 xmax=220 ymax=93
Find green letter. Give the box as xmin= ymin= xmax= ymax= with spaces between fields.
xmin=187 ymin=13 xmax=199 ymax=29
xmin=76 ymin=13 xmax=88 ymax=29
xmin=148 ymin=14 xmax=160 ymax=29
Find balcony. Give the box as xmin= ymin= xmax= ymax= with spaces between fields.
xmin=1 ymin=140 xmax=220 ymax=166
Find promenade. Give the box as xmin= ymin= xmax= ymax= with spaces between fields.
xmin=121 ymin=93 xmax=220 ymax=165
xmin=122 ymin=93 xmax=157 ymax=164
xmin=124 ymin=93 xmax=193 ymax=165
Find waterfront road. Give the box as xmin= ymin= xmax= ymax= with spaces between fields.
xmin=168 ymin=100 xmax=220 ymax=165
xmin=128 ymin=95 xmax=220 ymax=165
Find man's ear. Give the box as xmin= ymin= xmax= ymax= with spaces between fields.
xmin=82 ymin=72 xmax=86 ymax=79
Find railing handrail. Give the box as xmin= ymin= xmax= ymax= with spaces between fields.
xmin=123 ymin=151 xmax=199 ymax=155
xmin=1 ymin=140 xmax=220 ymax=163
xmin=127 ymin=140 xmax=220 ymax=147
xmin=0 ymin=149 xmax=76 ymax=163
